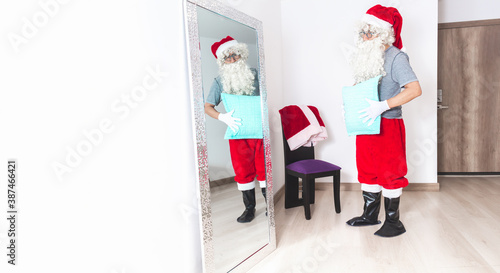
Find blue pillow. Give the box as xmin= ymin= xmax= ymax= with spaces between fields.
xmin=221 ymin=93 xmax=263 ymax=139
xmin=341 ymin=75 xmax=382 ymax=136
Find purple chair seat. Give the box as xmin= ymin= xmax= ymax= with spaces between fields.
xmin=280 ymin=113 xmax=342 ymax=219
xmin=286 ymin=159 xmax=341 ymax=174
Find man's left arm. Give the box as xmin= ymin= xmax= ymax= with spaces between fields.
xmin=359 ymin=81 xmax=422 ymax=125
xmin=387 ymin=81 xmax=422 ymax=108
xmin=359 ymin=54 xmax=422 ymax=125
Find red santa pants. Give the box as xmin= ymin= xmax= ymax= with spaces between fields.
xmin=229 ymin=139 xmax=266 ymax=186
xmin=356 ymin=118 xmax=409 ymax=190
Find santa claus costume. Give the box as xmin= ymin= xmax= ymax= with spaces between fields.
xmin=205 ymin=36 xmax=266 ymax=223
xmin=346 ymin=5 xmax=420 ymax=237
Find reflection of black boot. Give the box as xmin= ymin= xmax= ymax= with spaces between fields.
xmin=261 ymin=188 xmax=267 ymax=216
xmin=237 ymin=189 xmax=256 ymax=223
xmin=346 ymin=191 xmax=382 ymax=226
xmin=375 ymin=197 xmax=406 ymax=237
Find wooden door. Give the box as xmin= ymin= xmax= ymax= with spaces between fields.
xmin=438 ymin=19 xmax=500 ymax=174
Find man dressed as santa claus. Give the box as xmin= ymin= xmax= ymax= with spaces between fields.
xmin=204 ymin=36 xmax=266 ymax=223
xmin=346 ymin=5 xmax=422 ymax=237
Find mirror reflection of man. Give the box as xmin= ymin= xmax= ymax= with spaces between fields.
xmin=204 ymin=36 xmax=266 ymax=223
xmin=345 ymin=5 xmax=422 ymax=237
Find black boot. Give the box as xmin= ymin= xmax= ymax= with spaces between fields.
xmin=261 ymin=187 xmax=267 ymax=216
xmin=237 ymin=189 xmax=256 ymax=223
xmin=346 ymin=191 xmax=382 ymax=226
xmin=374 ymin=197 xmax=406 ymax=237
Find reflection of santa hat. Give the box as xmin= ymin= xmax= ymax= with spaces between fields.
xmin=211 ymin=36 xmax=239 ymax=59
xmin=362 ymin=5 xmax=403 ymax=50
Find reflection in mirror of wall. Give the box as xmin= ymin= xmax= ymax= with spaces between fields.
xmin=184 ymin=0 xmax=276 ymax=272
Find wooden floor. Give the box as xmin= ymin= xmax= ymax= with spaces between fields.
xmin=211 ymin=183 xmax=269 ymax=272
xmin=247 ymin=176 xmax=500 ymax=273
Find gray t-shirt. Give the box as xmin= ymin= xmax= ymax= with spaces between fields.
xmin=380 ymin=46 xmax=418 ymax=119
xmin=206 ymin=68 xmax=260 ymax=106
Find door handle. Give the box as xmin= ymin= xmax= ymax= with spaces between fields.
xmin=437 ymin=105 xmax=449 ymax=110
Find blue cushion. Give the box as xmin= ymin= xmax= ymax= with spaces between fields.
xmin=341 ymin=75 xmax=382 ymax=136
xmin=221 ymin=93 xmax=263 ymax=139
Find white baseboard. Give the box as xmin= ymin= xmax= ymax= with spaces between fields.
xmin=273 ymin=182 xmax=440 ymax=205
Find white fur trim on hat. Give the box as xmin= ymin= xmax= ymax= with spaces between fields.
xmin=362 ymin=14 xmax=393 ymax=29
xmin=216 ymin=40 xmax=239 ymax=58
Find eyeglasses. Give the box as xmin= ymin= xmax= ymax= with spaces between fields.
xmin=224 ymin=53 xmax=240 ymax=62
xmin=359 ymin=30 xmax=376 ymax=38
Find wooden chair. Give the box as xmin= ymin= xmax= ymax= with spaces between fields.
xmin=282 ymin=129 xmax=341 ymax=220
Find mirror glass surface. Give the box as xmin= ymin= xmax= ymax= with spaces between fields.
xmin=185 ymin=1 xmax=276 ymax=272
xmin=197 ymin=6 xmax=268 ymax=272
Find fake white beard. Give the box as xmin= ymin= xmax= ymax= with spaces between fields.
xmin=220 ymin=60 xmax=255 ymax=95
xmin=351 ymin=36 xmax=386 ymax=84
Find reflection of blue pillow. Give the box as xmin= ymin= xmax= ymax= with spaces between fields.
xmin=221 ymin=93 xmax=263 ymax=139
xmin=342 ymin=75 xmax=382 ymax=136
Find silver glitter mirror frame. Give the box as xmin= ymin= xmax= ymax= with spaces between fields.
xmin=183 ymin=0 xmax=276 ymax=272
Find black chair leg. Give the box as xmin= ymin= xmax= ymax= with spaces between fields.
xmin=309 ymin=179 xmax=315 ymax=204
xmin=303 ymin=176 xmax=312 ymax=220
xmin=285 ymin=174 xmax=300 ymax=208
xmin=333 ymin=171 xmax=341 ymax=213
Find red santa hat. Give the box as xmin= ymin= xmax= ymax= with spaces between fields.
xmin=211 ymin=36 xmax=239 ymax=59
xmin=362 ymin=5 xmax=403 ymax=50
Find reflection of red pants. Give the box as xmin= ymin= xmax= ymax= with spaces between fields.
xmin=356 ymin=118 xmax=408 ymax=189
xmin=229 ymin=139 xmax=266 ymax=184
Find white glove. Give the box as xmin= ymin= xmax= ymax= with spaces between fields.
xmin=358 ymin=98 xmax=390 ymax=126
xmin=218 ymin=110 xmax=241 ymax=133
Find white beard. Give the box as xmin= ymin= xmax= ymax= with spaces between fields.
xmin=220 ymin=60 xmax=255 ymax=95
xmin=350 ymin=36 xmax=386 ymax=84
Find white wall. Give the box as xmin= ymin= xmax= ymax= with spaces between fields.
xmin=439 ymin=0 xmax=500 ymax=23
xmin=0 ymin=0 xmax=202 ymax=272
xmin=280 ymin=0 xmax=438 ymax=185
xmin=0 ymin=0 xmax=283 ymax=272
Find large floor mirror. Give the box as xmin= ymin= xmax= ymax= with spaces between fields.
xmin=183 ymin=0 xmax=276 ymax=272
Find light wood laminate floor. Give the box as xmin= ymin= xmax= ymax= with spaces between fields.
xmin=211 ymin=183 xmax=268 ymax=272
xmin=248 ymin=176 xmax=500 ymax=273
